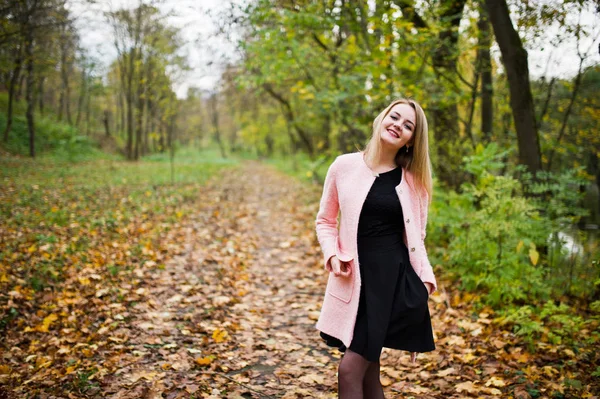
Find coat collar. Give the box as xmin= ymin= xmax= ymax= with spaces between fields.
xmin=357 ymin=151 xmax=414 ymax=192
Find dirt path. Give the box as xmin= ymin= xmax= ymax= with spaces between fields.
xmin=97 ymin=161 xmax=487 ymax=399
xmin=97 ymin=162 xmax=337 ymax=398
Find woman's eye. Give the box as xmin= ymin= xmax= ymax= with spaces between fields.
xmin=390 ymin=115 xmax=397 ymax=120
xmin=405 ymin=124 xmax=412 ymax=130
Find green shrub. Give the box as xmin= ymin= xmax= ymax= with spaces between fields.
xmin=431 ymin=143 xmax=550 ymax=306
xmin=428 ymin=142 xmax=599 ymax=347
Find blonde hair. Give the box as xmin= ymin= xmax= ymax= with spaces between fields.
xmin=363 ymin=98 xmax=433 ymax=201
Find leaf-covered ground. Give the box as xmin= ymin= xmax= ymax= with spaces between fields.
xmin=1 ymin=159 xmax=598 ymax=398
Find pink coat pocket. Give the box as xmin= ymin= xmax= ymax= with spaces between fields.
xmin=326 ymin=259 xmax=355 ymax=303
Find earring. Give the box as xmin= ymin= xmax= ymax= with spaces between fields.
xmin=406 ymin=145 xmax=409 ymax=153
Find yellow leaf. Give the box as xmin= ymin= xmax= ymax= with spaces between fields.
xmin=38 ymin=314 xmax=58 ymax=332
xmin=529 ymin=247 xmax=539 ymax=265
xmin=485 ymin=376 xmax=506 ymax=387
xmin=78 ymin=277 xmax=91 ymax=286
xmin=195 ymin=356 xmax=214 ymax=366
xmin=212 ymin=329 xmax=228 ymax=343
xmin=563 ymin=348 xmax=575 ymax=357
xmin=516 ymin=240 xmax=524 ymax=253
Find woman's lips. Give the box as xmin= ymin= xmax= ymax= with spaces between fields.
xmin=387 ymin=128 xmax=400 ymax=138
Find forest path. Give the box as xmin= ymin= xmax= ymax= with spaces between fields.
xmin=99 ymin=161 xmax=512 ymax=399
xmin=100 ymin=161 xmax=338 ymax=398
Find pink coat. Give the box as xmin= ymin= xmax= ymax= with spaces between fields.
xmin=315 ymin=151 xmax=437 ymax=347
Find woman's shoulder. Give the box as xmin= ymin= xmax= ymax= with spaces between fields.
xmin=331 ymin=151 xmax=362 ymax=168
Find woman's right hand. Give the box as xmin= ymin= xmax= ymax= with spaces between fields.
xmin=326 ymin=255 xmax=352 ymax=277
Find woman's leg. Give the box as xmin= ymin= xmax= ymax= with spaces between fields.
xmin=362 ymin=361 xmax=384 ymax=399
xmin=338 ymin=349 xmax=371 ymax=398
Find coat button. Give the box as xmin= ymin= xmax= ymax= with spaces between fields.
xmin=399 ymin=189 xmax=403 ymax=195
xmin=406 ymin=218 xmax=410 ymax=223
xmin=410 ymin=247 xmax=415 ymax=252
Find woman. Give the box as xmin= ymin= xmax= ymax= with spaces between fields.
xmin=315 ymin=98 xmax=436 ymax=398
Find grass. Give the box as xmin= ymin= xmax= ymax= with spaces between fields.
xmin=0 ymin=142 xmax=239 ymax=299
xmin=233 ymin=148 xmax=334 ymax=185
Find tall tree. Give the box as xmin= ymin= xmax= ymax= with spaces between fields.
xmin=394 ymin=0 xmax=469 ymax=188
xmin=478 ymin=4 xmax=493 ymax=140
xmin=485 ymin=0 xmax=542 ymax=175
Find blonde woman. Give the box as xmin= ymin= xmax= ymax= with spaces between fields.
xmin=315 ymin=98 xmax=436 ymax=398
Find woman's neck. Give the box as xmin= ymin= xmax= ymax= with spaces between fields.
xmin=374 ymin=146 xmax=398 ymax=169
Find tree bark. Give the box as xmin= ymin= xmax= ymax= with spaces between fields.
xmin=25 ymin=31 xmax=35 ymax=158
xmin=430 ymin=0 xmax=468 ymax=189
xmin=485 ymin=0 xmax=542 ymax=175
xmin=75 ymin=67 xmax=87 ymax=127
xmin=3 ymin=44 xmax=23 ymax=142
xmin=38 ymin=75 xmax=45 ymax=116
xmin=209 ymin=93 xmax=226 ymax=158
xmin=59 ymin=33 xmax=73 ymax=125
xmin=103 ymin=109 xmax=111 ymax=137
xmin=478 ymin=5 xmax=493 ymax=140
xmin=126 ymin=51 xmax=135 ymax=159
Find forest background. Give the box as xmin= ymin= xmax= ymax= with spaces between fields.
xmin=1 ymin=0 xmax=600 ymax=397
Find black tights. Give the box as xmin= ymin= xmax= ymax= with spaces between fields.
xmin=338 ymin=349 xmax=385 ymax=399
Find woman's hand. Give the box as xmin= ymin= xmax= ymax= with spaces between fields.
xmin=326 ymin=255 xmax=352 ymax=277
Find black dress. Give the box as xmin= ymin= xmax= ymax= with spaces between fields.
xmin=320 ymin=166 xmax=435 ymax=361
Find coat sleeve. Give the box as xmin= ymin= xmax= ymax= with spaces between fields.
xmin=315 ymin=158 xmax=340 ymax=270
xmin=418 ymin=189 xmax=438 ymax=293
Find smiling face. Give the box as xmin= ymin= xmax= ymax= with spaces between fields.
xmin=380 ymin=103 xmax=416 ymax=150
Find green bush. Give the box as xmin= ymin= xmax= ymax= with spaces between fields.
xmin=431 ymin=143 xmax=551 ymax=306
xmin=0 ymin=95 xmax=100 ymax=160
xmin=427 ymin=143 xmax=599 ymax=346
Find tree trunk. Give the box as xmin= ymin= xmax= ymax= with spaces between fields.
xmin=143 ymin=98 xmax=151 ymax=155
xmin=3 ymin=46 xmax=23 ymax=142
xmin=15 ymin=70 xmax=25 ymax=102
xmin=75 ymin=68 xmax=86 ymax=127
xmin=117 ymin=90 xmax=124 ymax=134
xmin=59 ymin=38 xmax=73 ymax=125
xmin=134 ymin=70 xmax=143 ymax=160
xmin=103 ymin=109 xmax=111 ymax=137
xmin=485 ymin=0 xmax=542 ymax=175
xmin=25 ymin=33 xmax=35 ymax=158
xmin=38 ymin=75 xmax=45 ymax=116
xmin=478 ymin=5 xmax=493 ymax=140
xmin=126 ymin=53 xmax=134 ymax=159
xmin=85 ymin=89 xmax=91 ymax=135
xmin=210 ymin=93 xmax=227 ymax=158
xmin=430 ymin=0 xmax=468 ymax=189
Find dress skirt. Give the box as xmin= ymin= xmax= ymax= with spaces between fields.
xmin=321 ymin=234 xmax=435 ymax=361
